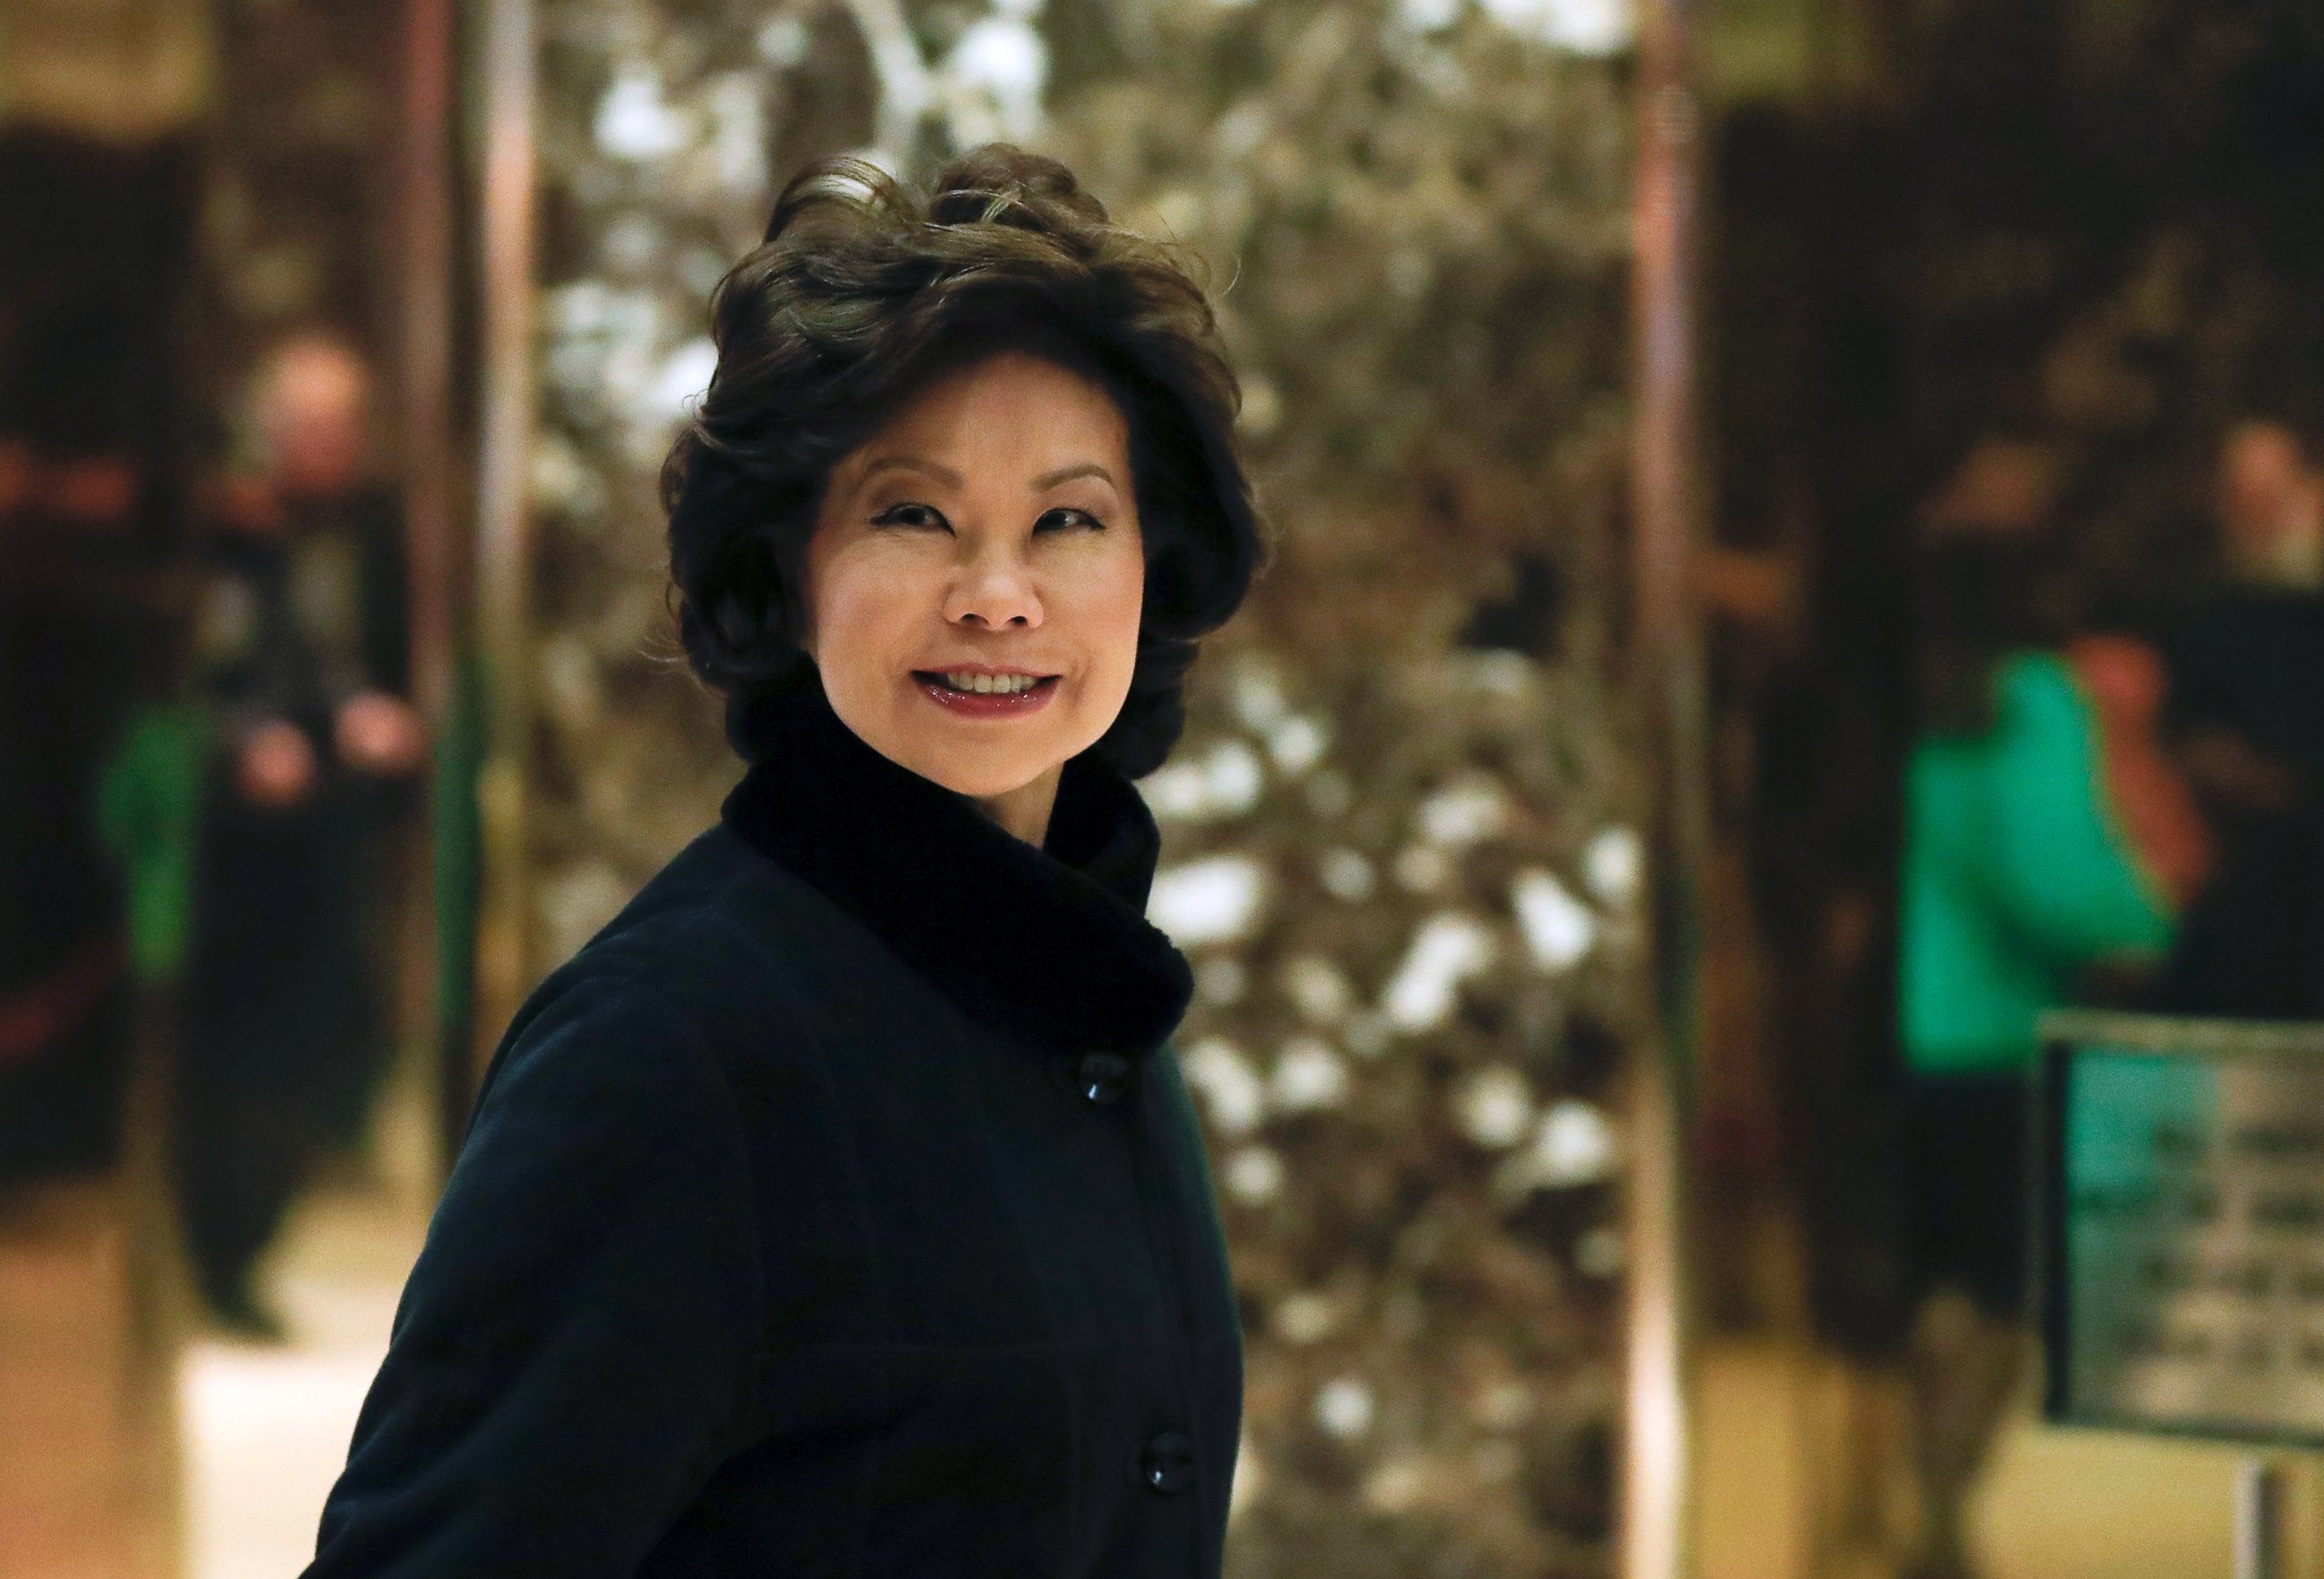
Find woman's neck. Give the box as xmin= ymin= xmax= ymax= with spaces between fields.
xmin=973 ymin=763 xmax=1064 ymax=846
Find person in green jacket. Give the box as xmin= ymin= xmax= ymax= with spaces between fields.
xmin=1902 ymin=646 xmax=2182 ymax=1081
xmin=1894 ymin=437 xmax=2212 ymax=1579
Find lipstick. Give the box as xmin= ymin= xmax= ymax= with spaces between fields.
xmin=912 ymin=665 xmax=1061 ymax=719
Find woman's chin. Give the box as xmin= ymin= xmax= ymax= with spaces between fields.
xmin=880 ymin=733 xmax=1068 ymax=802
xmin=919 ymin=757 xmax=1062 ymax=803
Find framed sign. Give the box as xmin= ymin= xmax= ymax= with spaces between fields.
xmin=2040 ymin=1011 xmax=2324 ymax=1447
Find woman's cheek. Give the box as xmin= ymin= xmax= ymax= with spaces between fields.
xmin=1089 ymin=550 xmax=1147 ymax=716
xmin=819 ymin=551 xmax=919 ymax=676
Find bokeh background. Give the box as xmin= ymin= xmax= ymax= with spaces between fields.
xmin=4 ymin=0 xmax=2323 ymax=1575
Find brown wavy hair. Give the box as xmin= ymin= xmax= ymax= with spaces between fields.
xmin=663 ymin=143 xmax=1265 ymax=777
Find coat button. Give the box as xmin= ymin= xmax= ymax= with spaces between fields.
xmin=1130 ymin=1430 xmax=1195 ymax=1495
xmin=1074 ymin=1051 xmax=1131 ymax=1105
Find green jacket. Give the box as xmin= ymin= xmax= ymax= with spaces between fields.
xmin=94 ymin=703 xmax=212 ymax=985
xmin=1899 ymin=652 xmax=2173 ymax=1075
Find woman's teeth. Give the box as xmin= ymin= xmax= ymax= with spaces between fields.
xmin=942 ymin=672 xmax=1043 ymax=694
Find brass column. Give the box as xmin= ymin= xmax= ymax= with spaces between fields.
xmin=471 ymin=0 xmax=537 ymax=1087
xmin=1623 ymin=0 xmax=1708 ymax=1575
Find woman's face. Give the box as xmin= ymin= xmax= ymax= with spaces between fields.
xmin=802 ymin=351 xmax=1146 ymax=820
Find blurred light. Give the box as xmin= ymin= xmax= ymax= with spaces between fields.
xmin=948 ymin=17 xmax=1046 ymax=138
xmin=1417 ymin=774 xmax=1510 ymax=847
xmin=1383 ymin=911 xmax=1498 ymax=1030
xmin=1227 ymin=655 xmax=1291 ymax=732
xmin=1138 ymin=760 xmax=1209 ymax=820
xmin=1512 ymin=867 xmax=1595 ymax=971
xmin=1225 ymin=1144 xmax=1285 ymax=1204
xmin=1266 ymin=713 xmax=1329 ymax=776
xmin=1477 ymin=0 xmax=1635 ymax=54
xmin=1183 ymin=1036 xmax=1266 ymax=1135
xmin=1496 ymin=1097 xmax=1619 ymax=1193
xmin=650 ymin=337 xmax=718 ymax=424
xmin=757 ymin=16 xmax=811 ymax=66
xmin=1213 ymin=101 xmax=1270 ymax=162
xmin=1398 ymin=0 xmax=1464 ymax=32
xmin=1457 ymin=1064 xmax=1535 ymax=1149
xmin=1319 ymin=846 xmax=1377 ymax=902
xmin=943 ymin=15 xmax=1054 ymax=143
xmin=1270 ymin=1036 xmax=1351 ymax=1112
xmin=1583 ymin=824 xmax=1643 ymax=907
xmin=1149 ymin=855 xmax=1270 ymax=945
xmin=1237 ymin=373 xmax=1283 ymax=439
xmin=1279 ymin=953 xmax=1354 ymax=1024
xmin=1139 ymin=738 xmax=1264 ymax=821
xmin=1227 ymin=1434 xmax=1268 ymax=1523
xmin=1536 ymin=1098 xmax=1617 ymax=1183
xmin=1314 ymin=1375 xmax=1377 ymax=1437
xmin=541 ymin=282 xmax=662 ymax=420
xmin=702 ymin=73 xmax=768 ymax=194
xmin=594 ymin=67 xmax=689 ymax=161
xmin=1149 ymin=185 xmax=1205 ymax=239
xmin=1201 ymin=739 xmax=1266 ymax=815
xmin=1277 ymin=1291 xmax=1340 ymax=1344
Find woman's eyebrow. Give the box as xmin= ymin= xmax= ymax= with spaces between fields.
xmin=858 ymin=455 xmax=1116 ymax=491
xmin=859 ymin=455 xmax=962 ymax=487
xmin=1031 ymin=462 xmax=1116 ymax=490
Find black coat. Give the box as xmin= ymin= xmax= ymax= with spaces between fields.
xmin=306 ymin=686 xmax=1243 ymax=1577
xmin=2156 ymin=586 xmax=2324 ymax=1017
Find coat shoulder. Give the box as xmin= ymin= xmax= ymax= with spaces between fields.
xmin=490 ymin=825 xmax=852 ymax=1099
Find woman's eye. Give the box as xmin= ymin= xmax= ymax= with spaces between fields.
xmin=872 ymin=503 xmax=947 ymax=531
xmin=1036 ymin=508 xmax=1105 ymax=533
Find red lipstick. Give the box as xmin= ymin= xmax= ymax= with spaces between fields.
xmin=912 ymin=665 xmax=1061 ymax=719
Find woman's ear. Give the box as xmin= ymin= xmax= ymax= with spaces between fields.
xmin=791 ymin=530 xmax=820 ymax=662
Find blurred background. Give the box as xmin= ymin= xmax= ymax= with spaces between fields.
xmin=3 ymin=0 xmax=2321 ymax=1575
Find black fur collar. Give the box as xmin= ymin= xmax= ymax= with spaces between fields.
xmin=720 ymin=681 xmax=1193 ymax=1059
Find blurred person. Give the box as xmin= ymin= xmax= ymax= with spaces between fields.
xmin=304 ymin=147 xmax=1258 ymax=1577
xmin=171 ymin=330 xmax=421 ymax=1339
xmin=2154 ymin=412 xmax=2324 ymax=1019
xmin=1896 ymin=435 xmax=2207 ymax=1579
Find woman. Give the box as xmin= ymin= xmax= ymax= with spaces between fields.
xmin=306 ymin=144 xmax=1263 ymax=1578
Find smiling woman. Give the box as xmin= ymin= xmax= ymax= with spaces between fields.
xmin=802 ymin=351 xmax=1149 ymax=842
xmin=305 ymin=144 xmax=1269 ymax=1579
xmin=664 ymin=145 xmax=1265 ymax=791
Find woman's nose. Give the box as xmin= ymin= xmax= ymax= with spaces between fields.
xmin=944 ymin=544 xmax=1043 ymax=629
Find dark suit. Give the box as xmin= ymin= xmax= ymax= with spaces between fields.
xmin=177 ymin=494 xmax=413 ymax=1317
xmin=2159 ymin=586 xmax=2324 ymax=1018
xmin=307 ymin=683 xmax=1243 ymax=1577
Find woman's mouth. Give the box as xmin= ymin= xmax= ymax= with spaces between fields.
xmin=913 ymin=670 xmax=1060 ymax=716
